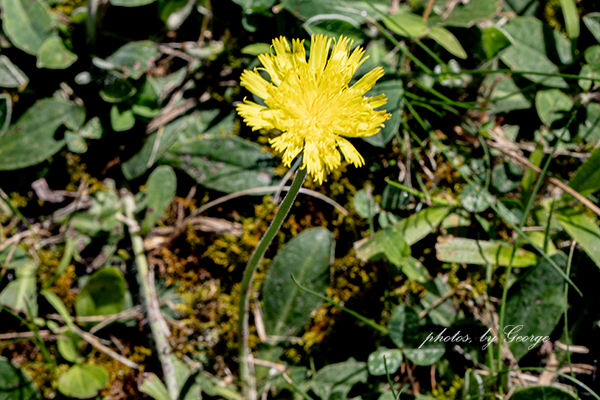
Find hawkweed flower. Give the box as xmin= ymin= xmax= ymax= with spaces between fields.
xmin=237 ymin=34 xmax=391 ymax=184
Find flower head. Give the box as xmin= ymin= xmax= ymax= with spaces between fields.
xmin=236 ymin=34 xmax=391 ymax=184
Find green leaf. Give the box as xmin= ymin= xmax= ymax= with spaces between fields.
xmin=535 ymin=89 xmax=573 ymax=127
xmin=107 ymin=41 xmax=160 ymax=79
xmin=110 ymin=0 xmax=156 ymax=7
xmin=511 ymin=386 xmax=577 ymax=400
xmin=0 ymin=262 xmax=38 ymax=315
xmin=502 ymin=17 xmax=572 ymax=65
xmin=312 ymin=359 xmax=368 ymax=400
xmin=100 ymin=73 xmax=137 ymax=103
xmin=504 ymin=253 xmax=566 ymax=360
xmin=367 ymin=348 xmax=403 ymax=376
xmin=567 ymin=146 xmax=600 ymax=196
xmin=138 ymin=373 xmax=172 ymax=400
xmin=500 ymin=43 xmax=568 ymax=88
xmin=75 ymin=267 xmax=126 ymax=319
xmin=36 ymin=36 xmax=78 ymax=69
xmin=388 ymin=305 xmax=420 ymax=348
xmin=402 ymin=346 xmax=445 ymax=366
xmin=353 ymin=188 xmax=381 ymax=218
xmin=0 ymin=99 xmax=84 ymax=170
xmin=263 ymin=228 xmax=334 ymax=336
xmin=121 ymin=114 xmax=193 ymax=180
xmin=280 ymin=0 xmax=389 ymax=23
xmin=558 ymin=209 xmax=600 ymax=268
xmin=428 ymin=0 xmax=499 ymax=27
xmin=141 ymin=166 xmax=177 ymax=234
xmin=420 ymin=276 xmax=457 ymax=327
xmin=583 ymin=12 xmax=600 ymax=43
xmin=580 ymin=102 xmax=600 ymax=142
xmin=57 ymin=364 xmax=109 ymax=399
xmin=384 ymin=11 xmax=429 ymax=38
xmin=65 ymin=131 xmax=87 ymax=154
xmin=482 ymin=27 xmax=511 ymax=58
xmin=110 ymin=105 xmax=135 ymax=132
xmin=57 ymin=331 xmax=84 ymax=363
xmin=428 ymin=27 xmax=467 ymax=59
xmin=1 ymin=0 xmax=54 ymax=55
xmin=380 ymin=226 xmax=411 ymax=266
xmin=559 ymin=0 xmax=579 ymax=40
xmin=435 ymin=237 xmax=537 ymax=267
xmin=521 ymin=144 xmax=544 ymax=206
xmin=355 ymin=206 xmax=450 ymax=261
xmin=0 ymin=55 xmax=29 ymax=88
xmin=362 ymin=79 xmax=403 ymax=147
xmin=485 ymin=75 xmax=531 ymax=113
xmin=0 ymin=357 xmax=40 ymax=399
xmin=166 ymin=135 xmax=275 ymax=193
xmin=79 ymin=117 xmax=103 ymax=139
xmin=460 ymin=185 xmax=492 ymax=213
xmin=491 ymin=162 xmax=522 ymax=194
xmin=240 ymin=43 xmax=271 ymax=56
xmin=303 ymin=15 xmax=364 ymax=44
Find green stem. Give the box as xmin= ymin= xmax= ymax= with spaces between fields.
xmin=238 ymin=167 xmax=307 ymax=397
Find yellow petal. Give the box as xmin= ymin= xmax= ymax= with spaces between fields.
xmin=309 ymin=34 xmax=331 ymax=74
xmin=236 ymin=100 xmax=274 ymax=131
xmin=337 ymin=137 xmax=364 ymax=167
xmin=240 ymin=69 xmax=270 ymax=99
xmin=349 ymin=67 xmax=385 ymax=96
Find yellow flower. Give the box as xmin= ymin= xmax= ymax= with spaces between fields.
xmin=236 ymin=34 xmax=391 ymax=184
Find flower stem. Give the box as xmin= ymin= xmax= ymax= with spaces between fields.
xmin=238 ymin=167 xmax=307 ymax=397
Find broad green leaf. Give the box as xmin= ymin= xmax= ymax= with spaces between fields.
xmin=138 ymin=373 xmax=171 ymax=400
xmin=558 ymin=210 xmax=600 ymax=268
xmin=166 ymin=135 xmax=275 ymax=193
xmin=491 ymin=162 xmax=522 ymax=194
xmin=421 ymin=276 xmax=457 ymax=327
xmin=75 ymin=267 xmax=126 ymax=319
xmin=511 ymin=386 xmax=577 ymax=400
xmin=502 ymin=17 xmax=572 ymax=65
xmin=583 ymin=12 xmax=600 ymax=43
xmin=110 ymin=105 xmax=135 ymax=132
xmin=353 ymin=188 xmax=381 ymax=218
xmin=312 ymin=359 xmax=368 ymax=400
xmin=0 ymin=99 xmax=84 ymax=170
xmin=57 ymin=331 xmax=83 ymax=363
xmin=355 ymin=206 xmax=450 ymax=261
xmin=521 ymin=144 xmax=544 ymax=206
xmin=482 ymin=27 xmax=511 ymax=58
xmin=141 ymin=166 xmax=177 ymax=234
xmin=435 ymin=237 xmax=537 ymax=267
xmin=57 ymin=364 xmax=109 ymax=399
xmin=402 ymin=346 xmax=445 ymax=366
xmin=1 ymin=0 xmax=54 ymax=55
xmin=367 ymin=348 xmax=403 ymax=376
xmin=0 ymin=56 xmax=28 ymax=88
xmin=0 ymin=95 xmax=11 ymax=137
xmin=559 ymin=0 xmax=579 ymax=40
xmin=380 ymin=226 xmax=411 ymax=266
xmin=121 ymin=114 xmax=193 ymax=180
xmin=100 ymin=73 xmax=137 ymax=103
xmin=65 ymin=131 xmax=87 ymax=154
xmin=79 ymin=117 xmax=103 ymax=139
xmin=428 ymin=0 xmax=499 ymax=27
xmin=107 ymin=41 xmax=160 ymax=79
xmin=263 ymin=228 xmax=334 ymax=336
xmin=388 ymin=305 xmax=420 ymax=348
xmin=428 ymin=27 xmax=467 ymax=59
xmin=303 ymin=15 xmax=364 ymax=44
xmin=504 ymin=253 xmax=566 ymax=360
xmin=240 ymin=43 xmax=271 ymax=56
xmin=485 ymin=75 xmax=531 ymax=113
xmin=500 ymin=43 xmax=568 ymax=88
xmin=0 ymin=262 xmax=37 ymax=315
xmin=0 ymin=357 xmax=40 ymax=399
xmin=36 ymin=36 xmax=78 ymax=69
xmin=110 ymin=0 xmax=156 ymax=7
xmin=567 ymin=146 xmax=600 ymax=196
xmin=579 ymin=102 xmax=600 ymax=142
xmin=400 ymin=256 xmax=430 ymax=283
xmin=585 ymin=45 xmax=600 ymax=69
xmin=460 ymin=185 xmax=492 ymax=213
xmin=0 ymin=247 xmax=30 ymax=269
xmin=384 ymin=11 xmax=428 ymax=37
xmin=535 ymin=89 xmax=573 ymax=128
xmin=280 ymin=0 xmax=389 ymax=23
xmin=363 ymin=79 xmax=403 ymax=147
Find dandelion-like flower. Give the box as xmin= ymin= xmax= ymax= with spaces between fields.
xmin=236 ymin=34 xmax=391 ymax=184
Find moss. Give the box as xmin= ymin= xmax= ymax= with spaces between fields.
xmin=431 ymin=376 xmax=464 ymax=400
